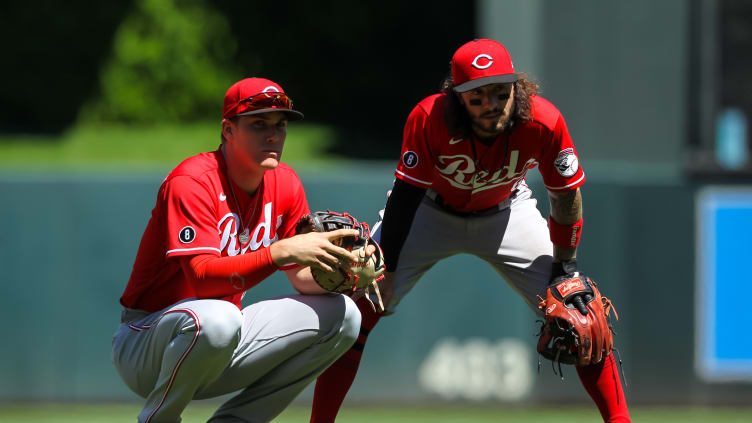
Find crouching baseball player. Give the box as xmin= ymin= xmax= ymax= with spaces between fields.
xmin=113 ymin=78 xmax=379 ymax=423
xmin=310 ymin=40 xmax=630 ymax=422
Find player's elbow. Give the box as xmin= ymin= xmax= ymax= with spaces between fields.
xmin=548 ymin=186 xmax=580 ymax=200
xmin=179 ymin=254 xmax=214 ymax=280
xmin=287 ymin=267 xmax=329 ymax=295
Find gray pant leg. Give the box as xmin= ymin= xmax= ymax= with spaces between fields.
xmin=370 ymin=198 xmax=463 ymax=314
xmin=199 ymin=294 xmax=360 ymax=423
xmin=474 ymin=196 xmax=553 ymax=313
xmin=112 ymin=299 xmax=243 ymax=423
xmin=372 ymin=191 xmax=552 ymax=316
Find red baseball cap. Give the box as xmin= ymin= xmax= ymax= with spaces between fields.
xmin=222 ymin=78 xmax=304 ymax=121
xmin=451 ymin=39 xmax=518 ymax=92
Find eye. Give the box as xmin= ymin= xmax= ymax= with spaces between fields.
xmin=469 ymin=99 xmax=482 ymax=106
xmin=497 ymin=94 xmax=510 ymax=101
xmin=252 ymin=120 xmax=267 ymax=129
xmin=276 ymin=120 xmax=288 ymax=128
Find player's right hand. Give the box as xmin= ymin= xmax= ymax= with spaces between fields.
xmin=270 ymin=229 xmax=359 ymax=272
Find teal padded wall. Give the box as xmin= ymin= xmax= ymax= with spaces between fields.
xmin=2 ymin=168 xmax=750 ymax=404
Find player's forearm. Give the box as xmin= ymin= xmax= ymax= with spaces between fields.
xmin=552 ymin=245 xmax=577 ymax=262
xmin=548 ymin=188 xmax=582 ymax=262
xmin=381 ymin=179 xmax=426 ymax=272
xmin=180 ymin=250 xmax=277 ymax=297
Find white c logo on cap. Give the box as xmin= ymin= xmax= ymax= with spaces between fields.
xmin=262 ymin=86 xmax=280 ymax=93
xmin=471 ymin=54 xmax=493 ymax=70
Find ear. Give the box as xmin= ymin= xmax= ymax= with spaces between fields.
xmin=222 ymin=119 xmax=233 ymax=138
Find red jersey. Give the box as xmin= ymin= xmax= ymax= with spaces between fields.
xmin=395 ymin=94 xmax=585 ymax=211
xmin=120 ymin=147 xmax=309 ymax=312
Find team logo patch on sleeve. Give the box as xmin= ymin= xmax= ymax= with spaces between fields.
xmin=178 ymin=226 xmax=196 ymax=244
xmin=402 ymin=151 xmax=419 ymax=168
xmin=554 ymin=148 xmax=579 ymax=177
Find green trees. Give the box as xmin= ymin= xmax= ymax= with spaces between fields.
xmin=81 ymin=0 xmax=240 ymax=124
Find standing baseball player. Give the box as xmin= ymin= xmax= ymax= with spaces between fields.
xmin=310 ymin=39 xmax=630 ymax=422
xmin=113 ymin=77 xmax=366 ymax=423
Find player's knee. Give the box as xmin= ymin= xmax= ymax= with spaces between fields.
xmin=195 ymin=301 xmax=242 ymax=351
xmin=286 ymin=294 xmax=361 ymax=347
xmin=338 ymin=295 xmax=362 ymax=344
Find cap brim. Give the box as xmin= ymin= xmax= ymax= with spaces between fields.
xmin=453 ymin=74 xmax=518 ymax=93
xmin=236 ymin=108 xmax=304 ymax=121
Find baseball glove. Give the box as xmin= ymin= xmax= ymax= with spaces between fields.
xmin=536 ymin=273 xmax=618 ymax=373
xmin=295 ymin=210 xmax=386 ymax=312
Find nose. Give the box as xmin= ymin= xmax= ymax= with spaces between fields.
xmin=266 ymin=128 xmax=283 ymax=143
xmin=485 ymin=93 xmax=500 ymax=109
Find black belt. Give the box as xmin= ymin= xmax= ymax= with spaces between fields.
xmin=426 ymin=190 xmax=510 ymax=217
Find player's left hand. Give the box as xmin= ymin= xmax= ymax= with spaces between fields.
xmin=549 ymin=259 xmax=591 ymax=315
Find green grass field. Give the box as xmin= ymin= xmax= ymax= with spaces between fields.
xmin=0 ymin=403 xmax=749 ymax=423
xmin=0 ymin=121 xmax=338 ymax=170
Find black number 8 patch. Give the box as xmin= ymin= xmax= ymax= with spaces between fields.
xmin=402 ymin=151 xmax=418 ymax=168
xmin=179 ymin=226 xmax=196 ymax=243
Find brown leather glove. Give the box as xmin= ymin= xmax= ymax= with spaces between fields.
xmin=536 ymin=272 xmax=618 ymax=368
xmin=296 ymin=211 xmax=385 ymax=311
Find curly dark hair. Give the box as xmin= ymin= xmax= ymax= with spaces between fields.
xmin=439 ymin=73 xmax=539 ymax=138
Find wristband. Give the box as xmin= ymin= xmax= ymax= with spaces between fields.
xmin=548 ymin=216 xmax=583 ymax=248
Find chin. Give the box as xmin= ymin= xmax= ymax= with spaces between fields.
xmin=493 ymin=117 xmax=512 ymax=132
xmin=476 ymin=123 xmax=503 ymax=136
xmin=473 ymin=118 xmax=505 ymax=135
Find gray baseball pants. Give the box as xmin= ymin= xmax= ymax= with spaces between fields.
xmin=371 ymin=185 xmax=553 ymax=315
xmin=112 ymin=294 xmax=360 ymax=423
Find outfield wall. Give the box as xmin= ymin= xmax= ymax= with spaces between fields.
xmin=1 ymin=167 xmax=750 ymax=405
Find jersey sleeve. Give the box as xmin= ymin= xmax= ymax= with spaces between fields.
xmin=538 ymin=114 xmax=586 ymax=192
xmin=163 ymin=176 xmax=222 ymax=258
xmin=278 ymin=174 xmax=310 ymax=240
xmin=394 ymin=104 xmax=435 ymax=188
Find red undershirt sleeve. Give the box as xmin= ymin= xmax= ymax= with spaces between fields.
xmin=179 ymin=249 xmax=279 ymax=298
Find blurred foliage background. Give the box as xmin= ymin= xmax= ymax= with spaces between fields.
xmin=0 ymin=1 xmax=131 ymax=134
xmin=0 ymin=0 xmax=474 ymax=162
xmin=80 ymin=0 xmax=239 ymax=124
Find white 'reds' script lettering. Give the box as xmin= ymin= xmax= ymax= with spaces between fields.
xmin=218 ymin=202 xmax=283 ymax=256
xmin=435 ymin=151 xmax=537 ymax=194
